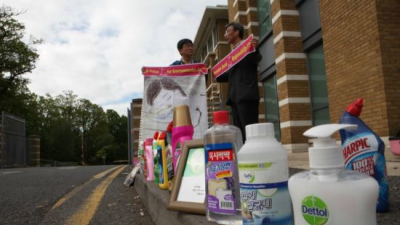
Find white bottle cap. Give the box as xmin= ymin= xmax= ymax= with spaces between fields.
xmin=246 ymin=123 xmax=275 ymax=138
xmin=303 ymin=124 xmax=357 ymax=169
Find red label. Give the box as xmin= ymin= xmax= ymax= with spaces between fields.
xmin=208 ymin=150 xmax=233 ymax=161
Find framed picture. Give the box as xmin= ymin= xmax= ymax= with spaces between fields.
xmin=167 ymin=139 xmax=206 ymax=215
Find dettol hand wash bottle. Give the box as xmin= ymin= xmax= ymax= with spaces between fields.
xmin=339 ymin=98 xmax=389 ymax=212
xmin=288 ymin=124 xmax=379 ymax=225
xmin=238 ymin=123 xmax=292 ymax=225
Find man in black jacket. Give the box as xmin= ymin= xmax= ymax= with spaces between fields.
xmin=216 ymin=22 xmax=262 ymax=141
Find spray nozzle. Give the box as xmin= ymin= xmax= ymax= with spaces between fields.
xmin=303 ymin=124 xmax=358 ymax=169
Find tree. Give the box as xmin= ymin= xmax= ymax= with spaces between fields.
xmin=0 ymin=6 xmax=42 ymax=110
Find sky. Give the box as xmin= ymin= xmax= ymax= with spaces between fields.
xmin=3 ymin=0 xmax=227 ymax=116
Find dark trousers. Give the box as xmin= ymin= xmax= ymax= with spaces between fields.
xmin=231 ymin=101 xmax=259 ymax=142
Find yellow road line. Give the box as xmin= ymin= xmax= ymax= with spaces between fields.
xmin=64 ymin=165 xmax=127 ymax=225
xmin=51 ymin=166 xmax=121 ymax=210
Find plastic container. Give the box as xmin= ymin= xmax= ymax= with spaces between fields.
xmin=171 ymin=105 xmax=194 ymax=172
xmin=339 ymin=98 xmax=389 ymax=212
xmin=289 ymin=124 xmax=379 ymax=225
xmin=204 ymin=111 xmax=243 ymax=225
xmin=145 ymin=138 xmax=154 ymax=181
xmin=238 ymin=123 xmax=292 ymax=225
xmin=139 ymin=140 xmax=144 ymax=174
xmin=389 ymin=131 xmax=400 ymax=156
xmin=157 ymin=131 xmax=169 ymax=189
xmin=153 ymin=132 xmax=160 ymax=184
xmin=166 ymin=121 xmax=175 ymax=191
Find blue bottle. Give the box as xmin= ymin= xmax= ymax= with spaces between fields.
xmin=339 ymin=98 xmax=389 ymax=212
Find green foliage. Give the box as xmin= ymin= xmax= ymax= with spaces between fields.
xmin=0 ymin=6 xmax=42 ymax=114
xmin=0 ymin=6 xmax=129 ymax=165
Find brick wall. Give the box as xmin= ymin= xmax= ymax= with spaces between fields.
xmin=376 ymin=0 xmax=400 ymax=136
xmin=271 ymin=0 xmax=311 ymax=151
xmin=319 ymin=0 xmax=395 ymax=136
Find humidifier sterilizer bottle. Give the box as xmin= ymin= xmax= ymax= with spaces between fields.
xmin=288 ymin=124 xmax=379 ymax=225
xmin=204 ymin=111 xmax=243 ymax=225
xmin=238 ymin=123 xmax=292 ymax=225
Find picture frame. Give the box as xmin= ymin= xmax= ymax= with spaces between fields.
xmin=167 ymin=139 xmax=206 ymax=215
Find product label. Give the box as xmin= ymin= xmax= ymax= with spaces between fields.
xmin=301 ymin=196 xmax=329 ymax=225
xmin=342 ymin=133 xmax=381 ymax=175
xmin=166 ymin=146 xmax=174 ymax=180
xmin=205 ymin=143 xmax=237 ymax=214
xmin=157 ymin=146 xmax=164 ymax=183
xmin=239 ymin=161 xmax=292 ymax=225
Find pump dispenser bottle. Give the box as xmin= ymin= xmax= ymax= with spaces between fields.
xmin=288 ymin=124 xmax=379 ymax=225
xmin=204 ymin=111 xmax=243 ymax=225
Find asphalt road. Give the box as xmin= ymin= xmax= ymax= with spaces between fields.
xmin=0 ymin=165 xmax=155 ymax=225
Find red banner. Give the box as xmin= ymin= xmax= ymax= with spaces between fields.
xmin=212 ymin=35 xmax=255 ymax=78
xmin=142 ymin=63 xmax=208 ymax=76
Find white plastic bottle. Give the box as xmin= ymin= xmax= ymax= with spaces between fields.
xmin=204 ymin=111 xmax=243 ymax=225
xmin=288 ymin=124 xmax=379 ymax=225
xmin=238 ymin=123 xmax=293 ymax=225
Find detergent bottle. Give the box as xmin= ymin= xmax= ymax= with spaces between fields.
xmin=339 ymin=98 xmax=389 ymax=212
xmin=153 ymin=132 xmax=160 ymax=184
xmin=145 ymin=138 xmax=154 ymax=181
xmin=165 ymin=121 xmax=175 ymax=191
xmin=157 ymin=131 xmax=169 ymax=189
xmin=289 ymin=124 xmax=379 ymax=225
xmin=171 ymin=105 xmax=194 ymax=172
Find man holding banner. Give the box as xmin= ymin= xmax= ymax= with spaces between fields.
xmin=213 ymin=22 xmax=262 ymax=142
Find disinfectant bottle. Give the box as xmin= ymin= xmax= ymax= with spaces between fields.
xmin=204 ymin=111 xmax=243 ymax=225
xmin=153 ymin=132 xmax=160 ymax=184
xmin=171 ymin=105 xmax=194 ymax=172
xmin=339 ymin=98 xmax=389 ymax=212
xmin=288 ymin=124 xmax=379 ymax=225
xmin=238 ymin=123 xmax=293 ymax=225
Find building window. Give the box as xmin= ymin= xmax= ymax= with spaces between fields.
xmin=212 ymin=26 xmax=218 ymax=49
xmin=307 ymin=44 xmax=330 ymax=125
xmin=208 ymin=36 xmax=213 ymax=53
xmin=257 ymin=0 xmax=272 ymax=38
xmin=263 ymin=74 xmax=280 ymax=141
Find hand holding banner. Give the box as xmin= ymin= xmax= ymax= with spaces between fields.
xmin=212 ymin=35 xmax=255 ymax=79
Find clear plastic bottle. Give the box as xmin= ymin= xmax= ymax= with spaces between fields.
xmin=204 ymin=111 xmax=243 ymax=225
xmin=238 ymin=123 xmax=293 ymax=225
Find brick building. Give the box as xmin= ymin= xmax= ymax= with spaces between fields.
xmin=193 ymin=0 xmax=400 ymax=155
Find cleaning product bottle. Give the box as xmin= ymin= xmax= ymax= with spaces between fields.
xmin=165 ymin=121 xmax=175 ymax=191
xmin=238 ymin=123 xmax=292 ymax=225
xmin=204 ymin=111 xmax=243 ymax=225
xmin=153 ymin=132 xmax=160 ymax=184
xmin=139 ymin=140 xmax=144 ymax=174
xmin=339 ymin=98 xmax=389 ymax=212
xmin=143 ymin=140 xmax=147 ymax=177
xmin=145 ymin=138 xmax=154 ymax=181
xmin=157 ymin=131 xmax=169 ymax=189
xmin=171 ymin=105 xmax=194 ymax=172
xmin=288 ymin=124 xmax=379 ymax=225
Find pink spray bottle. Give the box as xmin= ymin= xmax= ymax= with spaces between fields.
xmin=171 ymin=105 xmax=194 ymax=173
xmin=145 ymin=138 xmax=155 ymax=181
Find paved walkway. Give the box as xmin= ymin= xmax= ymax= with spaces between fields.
xmin=288 ymin=151 xmax=400 ymax=176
